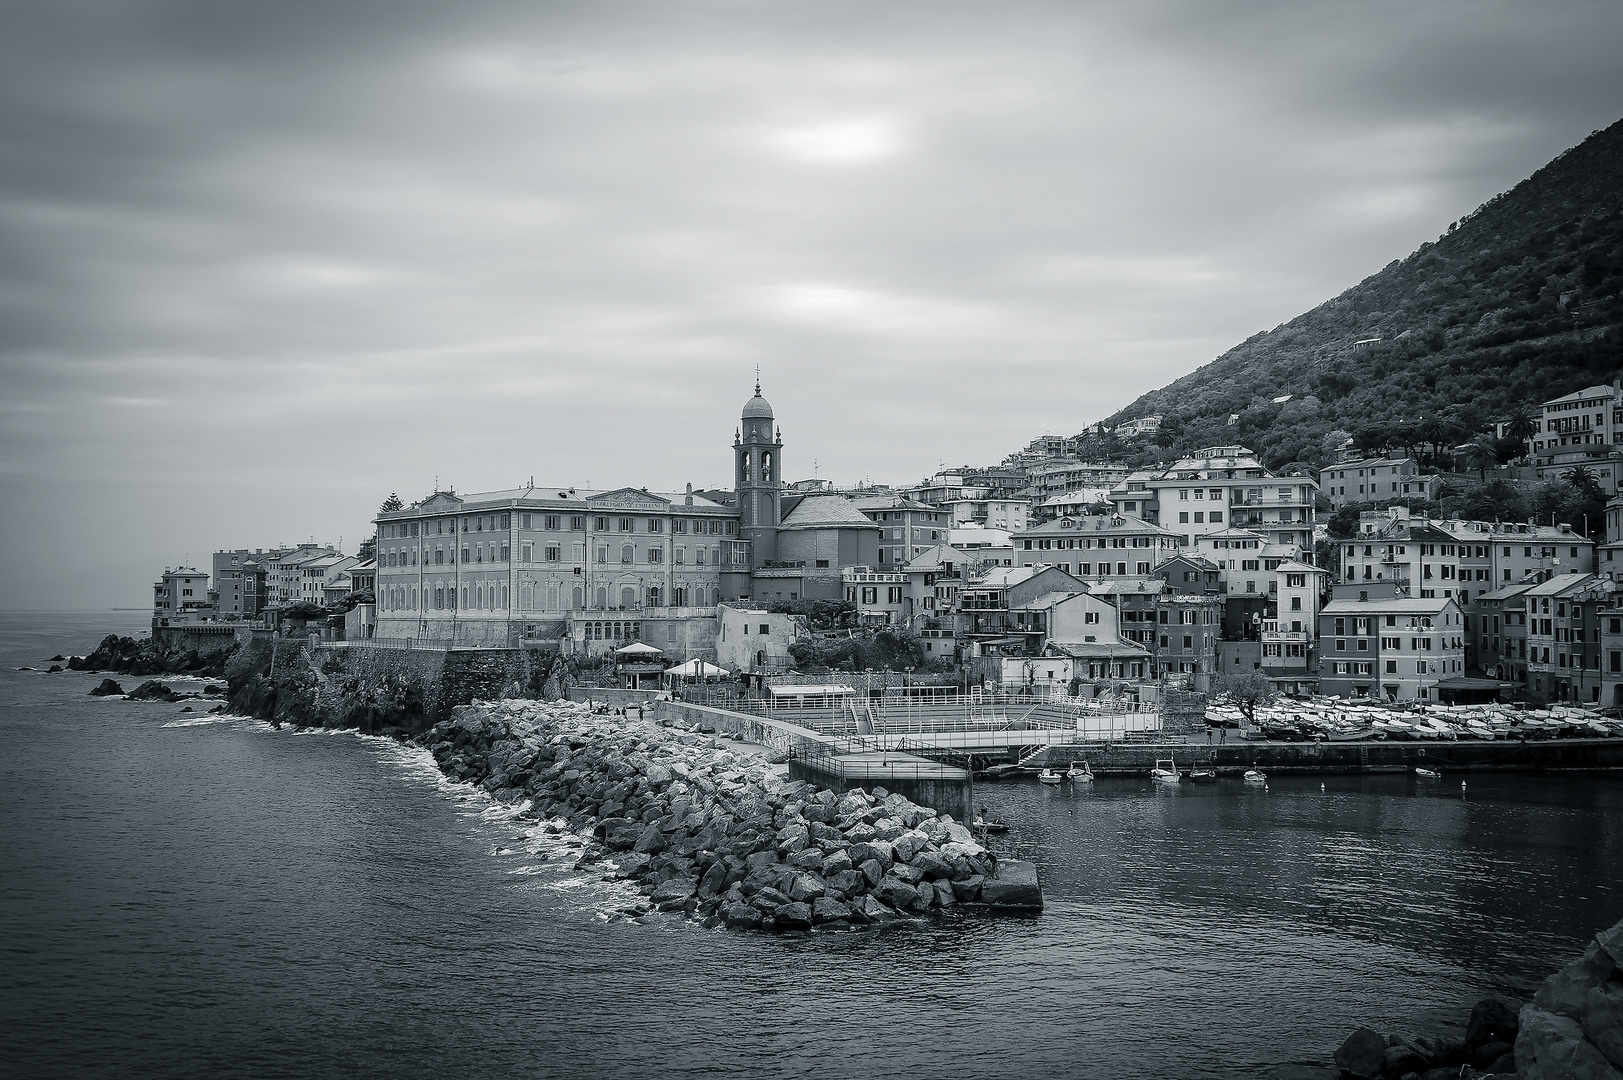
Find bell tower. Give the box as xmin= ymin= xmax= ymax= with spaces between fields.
xmin=736 ymin=378 xmax=781 ymax=568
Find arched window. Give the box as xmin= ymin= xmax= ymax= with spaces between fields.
xmin=621 ymin=544 xmax=634 ymax=564
xmin=739 ymin=451 xmax=749 ymax=482
xmin=461 ymin=586 xmax=468 ymax=608
xmin=595 ymin=586 xmax=607 ymax=608
xmin=572 ymin=586 xmax=584 ymax=609
xmin=621 ymin=586 xmax=637 ymax=607
xmin=760 ymin=450 xmax=772 ymax=483
xmin=647 ymin=586 xmax=661 ymax=607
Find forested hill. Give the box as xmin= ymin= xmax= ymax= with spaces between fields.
xmin=1091 ymin=117 xmax=1623 ymax=472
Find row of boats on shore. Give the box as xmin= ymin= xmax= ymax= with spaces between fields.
xmin=1208 ymin=701 xmax=1623 ymax=743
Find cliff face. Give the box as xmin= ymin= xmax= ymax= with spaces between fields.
xmin=68 ymin=634 xmax=232 ymax=679
xmin=1094 ymin=117 xmax=1623 ymax=471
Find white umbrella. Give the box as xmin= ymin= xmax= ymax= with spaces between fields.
xmin=665 ymin=658 xmax=731 ymax=677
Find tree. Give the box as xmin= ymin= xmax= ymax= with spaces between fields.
xmin=1502 ymin=406 xmax=1539 ymax=444
xmin=379 ymin=492 xmax=403 ymax=514
xmin=1565 ymin=465 xmax=1604 ymax=502
xmin=1213 ymin=671 xmax=1277 ymax=726
xmin=1462 ymin=435 xmax=1501 ymax=480
xmin=1326 ymin=505 xmax=1361 ymax=539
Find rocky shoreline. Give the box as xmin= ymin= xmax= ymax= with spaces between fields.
xmin=68 ymin=634 xmax=233 ymax=680
xmin=422 ymin=698 xmax=1036 ymax=932
xmin=1333 ymin=914 xmax=1623 ymax=1079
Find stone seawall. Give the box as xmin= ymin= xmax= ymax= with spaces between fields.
xmin=1040 ymin=738 xmax=1623 ymax=776
xmin=420 ymin=698 xmax=1039 ymax=932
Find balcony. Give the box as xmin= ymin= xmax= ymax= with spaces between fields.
xmin=1262 ymin=631 xmax=1309 ymax=643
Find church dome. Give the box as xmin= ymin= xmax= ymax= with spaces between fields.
xmin=742 ymin=390 xmax=773 ymax=420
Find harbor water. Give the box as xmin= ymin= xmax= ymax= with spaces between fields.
xmin=3 ymin=612 xmax=1620 ymax=1080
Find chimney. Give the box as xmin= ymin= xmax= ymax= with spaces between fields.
xmin=685 ymin=483 xmax=694 ymax=507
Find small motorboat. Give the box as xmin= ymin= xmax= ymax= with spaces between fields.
xmin=1243 ymin=769 xmax=1267 ymax=784
xmin=1038 ymin=769 xmax=1063 ymax=785
xmin=1414 ymin=767 xmax=1441 ymax=778
xmin=1150 ymin=759 xmax=1179 ymax=783
xmin=1188 ymin=767 xmax=1217 ymax=783
xmin=1067 ymin=762 xmax=1094 ymax=783
xmin=972 ymin=817 xmax=1011 ymax=834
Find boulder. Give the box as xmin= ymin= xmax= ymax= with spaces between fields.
xmin=857 ymin=859 xmax=886 ymax=888
xmin=696 ymin=862 xmax=728 ymax=898
xmin=1384 ymin=1044 xmax=1426 ymax=1077
xmin=811 ymin=897 xmax=852 ymax=925
xmin=1333 ymin=1027 xmax=1387 ymax=1080
xmin=632 ymin=822 xmax=668 ymax=854
xmin=88 ymin=679 xmax=124 ymax=697
xmin=911 ymin=851 xmax=953 ymax=881
xmin=826 ymin=869 xmax=866 ymax=898
xmin=853 ymin=894 xmax=893 ymax=923
xmin=126 ymin=680 xmax=180 ymax=702
xmin=1535 ymin=941 xmax=1618 ymax=1021
xmin=788 ymin=848 xmax=825 ymax=871
xmin=890 ymin=831 xmax=926 ymax=863
xmin=786 ymin=873 xmax=827 ymax=904
xmin=1517 ymin=1006 xmax=1623 ymax=1080
xmin=873 ymin=874 xmax=919 ymax=911
xmin=1471 ymin=1041 xmax=1514 ymax=1069
xmin=847 ymin=841 xmax=893 ymax=870
xmin=1587 ymin=982 xmax=1623 ymax=1068
xmin=980 ymin=861 xmax=1043 ymax=912
xmin=724 ymin=901 xmax=762 ymax=930
xmin=951 ymin=874 xmax=984 ymax=902
xmin=744 ymin=850 xmax=780 ymax=880
xmin=1467 ymin=999 xmax=1522 ymax=1049
xmin=821 ymin=850 xmax=853 ymax=878
xmin=775 ymin=902 xmax=813 ymax=931
xmin=891 ymin=863 xmax=925 ymax=886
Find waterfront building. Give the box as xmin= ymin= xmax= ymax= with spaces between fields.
xmin=1316 ymin=594 xmax=1466 ymax=701
xmin=1319 ymin=457 xmax=1437 ymax=509
xmin=295 ymin=553 xmax=358 ymax=606
xmin=570 ymin=608 xmax=719 ymax=664
xmin=1342 ymin=512 xmax=1595 ymax=600
xmin=1012 ymin=515 xmax=1181 ymax=580
xmin=265 ymin=544 xmax=342 ymax=609
xmin=211 ymin=549 xmax=272 ymax=620
xmin=1259 ymin=559 xmax=1329 ymax=695
xmin=153 ymin=567 xmax=210 ymax=627
xmin=1023 ymin=459 xmax=1131 ymax=498
xmin=955 ymin=565 xmax=1087 ymax=657
xmin=1084 ymin=577 xmax=1221 ymax=689
xmin=1468 ymin=582 xmax=1533 ymax=684
xmin=1033 ymin=489 xmax=1113 ymax=523
xmin=1521 ymin=572 xmax=1619 ymax=703
xmin=1105 ymin=446 xmax=1317 ymax=549
xmin=757 ymin=495 xmax=882 ymax=604
xmin=716 ymin=604 xmax=806 ymax=674
xmin=374 ymin=484 xmax=740 ymax=645
xmin=842 ymin=566 xmax=907 ymax=624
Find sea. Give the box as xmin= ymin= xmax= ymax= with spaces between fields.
xmin=2 ymin=611 xmax=1620 ymax=1080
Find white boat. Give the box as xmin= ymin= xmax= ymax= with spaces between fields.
xmin=1243 ymin=769 xmax=1267 ymax=784
xmin=1415 ymin=767 xmax=1441 ymax=778
xmin=1038 ymin=769 xmax=1063 ymax=785
xmin=1067 ymin=761 xmax=1094 ymax=783
xmin=1150 ymin=759 xmax=1179 ymax=783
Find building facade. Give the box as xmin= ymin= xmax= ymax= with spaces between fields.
xmin=1317 ymin=595 xmax=1465 ymax=701
xmin=1107 ymin=446 xmax=1317 ymax=549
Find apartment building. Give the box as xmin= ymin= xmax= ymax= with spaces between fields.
xmin=1521 ymin=573 xmax=1620 ymax=703
xmin=153 ymin=567 xmax=210 ymax=625
xmin=1468 ymin=582 xmax=1533 ymax=684
xmin=1260 ymin=560 xmax=1330 ymax=694
xmin=1319 ymin=457 xmax=1437 ymax=509
xmin=1013 ymin=515 xmax=1181 ymax=580
xmin=1086 ymin=579 xmax=1222 ymax=689
xmin=1107 ymin=446 xmax=1317 ymax=549
xmin=1528 ymin=382 xmax=1623 ymax=495
xmin=849 ymin=494 xmax=949 ymax=568
xmin=211 ymin=548 xmax=272 ymax=619
xmin=1317 ymin=594 xmax=1465 ymax=701
xmin=1341 ymin=514 xmax=1594 ymax=600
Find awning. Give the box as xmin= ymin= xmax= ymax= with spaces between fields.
xmin=767 ymin=684 xmax=857 ymax=697
xmin=614 ymin=641 xmax=663 ymax=656
xmin=1434 ymin=676 xmax=1515 ymax=690
xmin=665 ymin=658 xmax=731 ymax=677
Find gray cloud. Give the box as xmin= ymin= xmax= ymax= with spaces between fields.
xmin=3 ymin=0 xmax=1621 ymax=607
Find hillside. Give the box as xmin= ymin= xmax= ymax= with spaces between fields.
xmin=1083 ymin=117 xmax=1623 ymax=472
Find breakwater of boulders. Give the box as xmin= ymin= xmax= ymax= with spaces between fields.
xmin=421 ymin=698 xmax=1025 ymax=931
xmin=1332 ymin=914 xmax=1623 ymax=1079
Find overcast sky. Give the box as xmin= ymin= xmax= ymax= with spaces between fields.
xmin=4 ymin=0 xmax=1622 ymax=610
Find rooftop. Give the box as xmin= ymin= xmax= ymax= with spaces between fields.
xmin=780 ymin=496 xmax=881 ymax=530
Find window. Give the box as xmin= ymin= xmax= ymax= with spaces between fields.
xmin=649 ymin=547 xmax=663 ymax=564
xmin=521 ymin=543 xmax=532 ymax=563
xmin=545 ymin=544 xmax=561 ymax=562
xmin=816 ymin=559 xmax=829 ymax=568
xmin=1385 ymin=660 xmax=1397 ymax=673
xmin=648 ymin=519 xmax=663 ymax=533
xmin=621 ymin=545 xmax=634 ymax=564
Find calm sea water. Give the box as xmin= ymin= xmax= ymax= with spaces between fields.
xmin=2 ymin=611 xmax=1620 ymax=1080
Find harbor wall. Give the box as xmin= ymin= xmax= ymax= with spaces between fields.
xmin=1038 ymin=737 xmax=1623 ymax=776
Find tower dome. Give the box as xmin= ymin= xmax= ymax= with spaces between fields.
xmin=742 ymin=385 xmax=773 ymax=420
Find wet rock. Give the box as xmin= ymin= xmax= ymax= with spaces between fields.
xmin=785 ymin=873 xmax=826 ymax=904
xmin=1516 ymin=1007 xmax=1623 ymax=1080
xmin=696 ymin=862 xmax=728 ymax=899
xmin=775 ymin=902 xmax=813 ymax=932
xmin=125 ymin=680 xmax=181 ymax=702
xmin=632 ymin=822 xmax=668 ymax=854
xmin=811 ymin=897 xmax=851 ymax=925
xmin=1471 ymin=1041 xmax=1513 ymax=1069
xmin=872 ymin=875 xmax=919 ymax=911
xmin=981 ymin=861 xmax=1043 ymax=912
xmin=724 ymin=901 xmax=762 ymax=930
xmin=1535 ymin=941 xmax=1619 ymax=1020
xmin=1587 ymin=982 xmax=1623 ymax=1068
xmin=911 ymin=851 xmax=953 ymax=880
xmin=650 ymin=877 xmax=695 ymax=904
xmin=46 ymin=665 xmax=63 ymax=673
xmin=89 ymin=678 xmax=124 ymax=696
xmin=1334 ymin=1027 xmax=1387 ymax=1080
xmin=951 ymin=874 xmax=984 ymax=902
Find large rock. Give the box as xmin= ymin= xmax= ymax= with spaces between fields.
xmin=980 ymin=861 xmax=1043 ymax=912
xmin=951 ymin=874 xmax=984 ymax=902
xmin=1467 ymin=998 xmax=1522 ymax=1049
xmin=1587 ymin=982 xmax=1623 ymax=1068
xmin=1535 ymin=941 xmax=1619 ymax=1020
xmin=890 ymin=831 xmax=927 ymax=864
xmin=873 ymin=874 xmax=919 ymax=911
xmin=821 ymin=850 xmax=853 ymax=878
xmin=911 ymin=851 xmax=953 ymax=881
xmin=787 ymin=848 xmax=825 ymax=871
xmin=88 ymin=678 xmax=124 ymax=696
xmin=1332 ymin=1027 xmax=1387 ymax=1080
xmin=857 ymin=859 xmax=886 ymax=888
xmin=696 ymin=862 xmax=728 ymax=898
xmin=826 ymin=869 xmax=866 ymax=898
xmin=724 ymin=901 xmax=762 ymax=930
xmin=786 ymin=873 xmax=827 ymax=903
xmin=1384 ymin=1043 xmax=1426 ymax=1077
xmin=650 ymin=876 xmax=696 ymax=903
xmin=632 ymin=822 xmax=668 ymax=854
xmin=775 ymin=902 xmax=813 ymax=931
xmin=1517 ymin=1006 xmax=1623 ymax=1080
xmin=811 ymin=897 xmax=852 ymax=925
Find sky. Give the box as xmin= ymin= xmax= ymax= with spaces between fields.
xmin=4 ymin=0 xmax=1623 ymax=610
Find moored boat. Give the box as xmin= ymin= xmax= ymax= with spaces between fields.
xmin=1067 ymin=761 xmax=1094 ymax=783
xmin=1188 ymin=766 xmax=1217 ymax=783
xmin=1038 ymin=769 xmax=1063 ymax=785
xmin=1243 ymin=768 xmax=1267 ymax=784
xmin=1150 ymin=758 xmax=1179 ymax=782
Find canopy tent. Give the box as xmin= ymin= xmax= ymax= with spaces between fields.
xmin=664 ymin=658 xmax=731 ymax=678
xmin=613 ymin=641 xmax=664 ymax=656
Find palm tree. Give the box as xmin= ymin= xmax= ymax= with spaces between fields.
xmin=1503 ymin=406 xmax=1539 ymax=444
xmin=1463 ymin=436 xmax=1501 ymax=480
xmin=1565 ymin=465 xmax=1603 ymax=501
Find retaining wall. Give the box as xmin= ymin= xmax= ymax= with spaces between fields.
xmin=1038 ymin=737 xmax=1623 ymax=775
